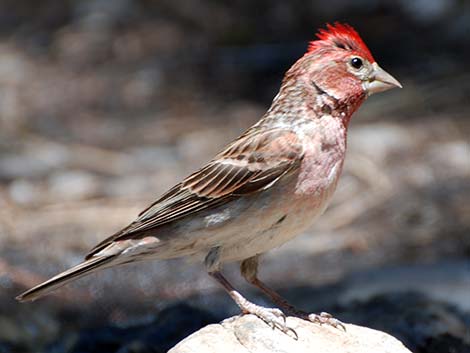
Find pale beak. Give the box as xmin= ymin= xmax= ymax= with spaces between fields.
xmin=364 ymin=62 xmax=402 ymax=95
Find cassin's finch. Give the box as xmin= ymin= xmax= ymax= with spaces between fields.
xmin=17 ymin=23 xmax=401 ymax=333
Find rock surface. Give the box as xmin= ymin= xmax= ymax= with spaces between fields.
xmin=169 ymin=314 xmax=412 ymax=353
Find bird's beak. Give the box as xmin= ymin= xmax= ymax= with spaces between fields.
xmin=364 ymin=62 xmax=402 ymax=95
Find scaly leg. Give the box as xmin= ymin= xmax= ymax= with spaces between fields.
xmin=240 ymin=255 xmax=345 ymax=330
xmin=205 ymin=248 xmax=295 ymax=335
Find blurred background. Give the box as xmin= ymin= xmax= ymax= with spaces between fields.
xmin=0 ymin=0 xmax=469 ymax=352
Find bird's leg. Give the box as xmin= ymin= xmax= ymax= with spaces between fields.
xmin=240 ymin=255 xmax=345 ymax=330
xmin=205 ymin=248 xmax=296 ymax=336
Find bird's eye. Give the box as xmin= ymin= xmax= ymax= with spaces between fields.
xmin=350 ymin=57 xmax=363 ymax=69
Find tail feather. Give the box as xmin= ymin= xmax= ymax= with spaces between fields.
xmin=16 ymin=255 xmax=116 ymax=302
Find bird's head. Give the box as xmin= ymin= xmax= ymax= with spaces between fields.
xmin=283 ymin=23 xmax=401 ymax=117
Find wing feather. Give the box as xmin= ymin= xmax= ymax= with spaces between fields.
xmin=86 ymin=128 xmax=303 ymax=258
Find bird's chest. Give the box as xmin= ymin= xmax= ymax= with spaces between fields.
xmin=295 ymin=119 xmax=347 ymax=199
xmin=270 ymin=120 xmax=347 ymax=236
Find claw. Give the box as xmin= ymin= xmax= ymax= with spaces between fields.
xmin=207 ymin=272 xmax=297 ymax=337
xmin=240 ymin=305 xmax=296 ymax=337
xmin=276 ymin=309 xmax=287 ymax=324
xmin=308 ymin=311 xmax=346 ymax=331
xmin=285 ymin=326 xmax=299 ymax=340
xmin=270 ymin=318 xmax=298 ymax=339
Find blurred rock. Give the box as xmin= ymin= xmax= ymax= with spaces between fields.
xmin=428 ymin=141 xmax=470 ymax=176
xmin=0 ymin=143 xmax=69 ymax=180
xmin=0 ymin=155 xmax=53 ymax=180
xmin=53 ymin=26 xmax=112 ymax=67
xmin=48 ymin=170 xmax=100 ymax=200
xmin=129 ymin=145 xmax=180 ymax=171
xmin=104 ymin=174 xmax=154 ymax=197
xmin=398 ymin=0 xmax=456 ymax=23
xmin=0 ymin=46 xmax=31 ymax=131
xmin=43 ymin=304 xmax=219 ymax=353
xmin=348 ymin=124 xmax=414 ymax=162
xmin=338 ymin=292 xmax=470 ymax=353
xmin=8 ymin=179 xmax=41 ymax=205
xmin=73 ymin=0 xmax=135 ymax=31
xmin=339 ymin=261 xmax=470 ymax=312
xmin=121 ymin=68 xmax=162 ymax=108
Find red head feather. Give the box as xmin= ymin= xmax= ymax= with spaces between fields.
xmin=307 ymin=23 xmax=375 ymax=63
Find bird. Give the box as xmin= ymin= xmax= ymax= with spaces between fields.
xmin=16 ymin=23 xmax=401 ymax=333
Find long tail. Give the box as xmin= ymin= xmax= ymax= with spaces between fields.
xmin=16 ymin=255 xmax=117 ymax=302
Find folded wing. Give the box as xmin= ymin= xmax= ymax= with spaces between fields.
xmin=86 ymin=128 xmax=303 ymax=258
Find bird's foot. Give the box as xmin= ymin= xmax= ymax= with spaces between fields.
xmin=268 ymin=299 xmax=345 ymax=331
xmin=240 ymin=303 xmax=298 ymax=338
xmin=278 ymin=304 xmax=345 ymax=331
xmin=230 ymin=290 xmax=297 ymax=337
xmin=285 ymin=309 xmax=345 ymax=331
xmin=306 ymin=311 xmax=346 ymax=331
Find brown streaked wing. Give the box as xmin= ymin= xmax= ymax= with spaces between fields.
xmin=86 ymin=128 xmax=303 ymax=258
xmin=183 ymin=128 xmax=303 ymax=197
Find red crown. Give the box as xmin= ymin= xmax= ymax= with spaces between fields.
xmin=308 ymin=23 xmax=375 ymax=63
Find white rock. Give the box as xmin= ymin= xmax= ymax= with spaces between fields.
xmin=169 ymin=314 xmax=412 ymax=353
